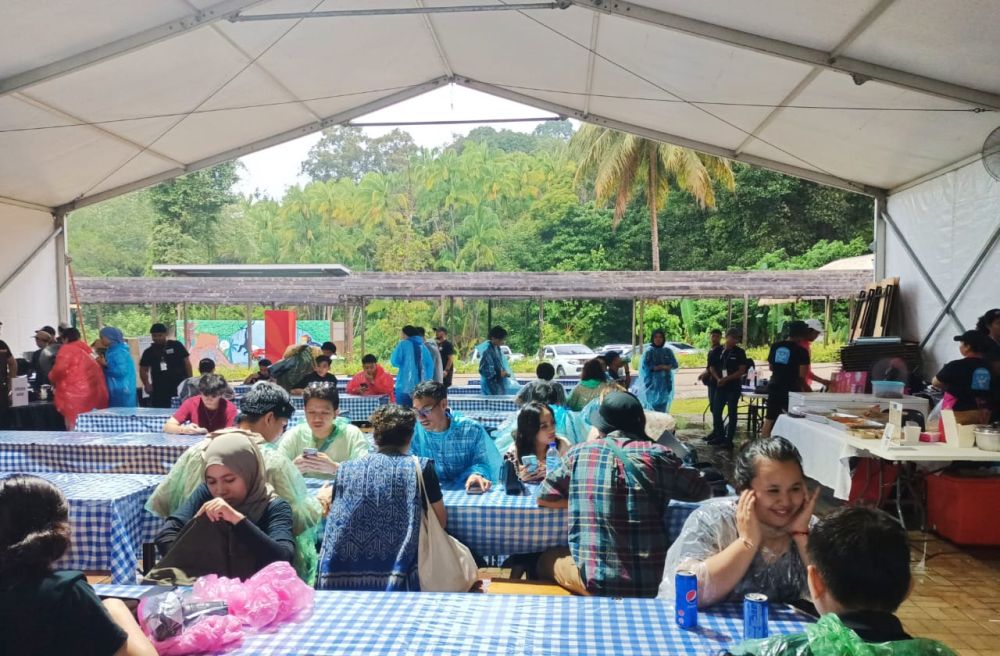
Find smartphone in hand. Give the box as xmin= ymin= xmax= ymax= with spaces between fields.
xmin=466 ymin=483 xmax=486 ymax=495
xmin=303 ymin=448 xmax=318 ymax=458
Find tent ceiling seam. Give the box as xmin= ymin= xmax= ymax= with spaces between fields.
xmin=568 ymin=0 xmax=1000 ymax=112
xmin=582 ymin=14 xmax=600 ymax=116
xmin=0 ymin=195 xmax=54 ymax=213
xmin=417 ymin=0 xmax=456 ymax=78
xmin=0 ymin=0 xmax=267 ymax=100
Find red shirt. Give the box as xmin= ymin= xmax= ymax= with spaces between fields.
xmin=345 ymin=365 xmax=396 ymax=401
xmin=172 ymin=396 xmax=237 ymax=432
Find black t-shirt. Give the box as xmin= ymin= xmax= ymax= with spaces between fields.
xmin=294 ymin=372 xmax=338 ymax=388
xmin=139 ymin=340 xmax=190 ymax=395
xmin=716 ymin=346 xmax=749 ymax=391
xmin=419 ymin=459 xmax=443 ymax=507
xmin=1 ymin=570 xmax=127 ymax=656
xmin=767 ymin=340 xmax=810 ymax=393
xmin=438 ymin=340 xmax=455 ymax=368
xmin=936 ymin=356 xmax=994 ymax=411
xmin=705 ymin=345 xmax=723 ymax=388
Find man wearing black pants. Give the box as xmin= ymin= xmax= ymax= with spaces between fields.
xmin=762 ymin=321 xmax=811 ymax=438
xmin=700 ymin=329 xmax=723 ymax=433
xmin=707 ymin=328 xmax=748 ymax=449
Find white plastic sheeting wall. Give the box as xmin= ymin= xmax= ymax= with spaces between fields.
xmin=0 ymin=206 xmax=64 ymax=357
xmin=885 ymin=160 xmax=1000 ymax=374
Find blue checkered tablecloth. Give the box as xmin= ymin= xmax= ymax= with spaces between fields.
xmin=465 ymin=379 xmax=578 ymax=394
xmin=447 ymin=396 xmax=518 ymax=413
xmin=29 ymin=473 xmax=162 ymax=584
xmin=91 ymin=585 xmax=811 ymax=655
xmin=169 ymin=394 xmax=384 ymax=421
xmin=75 ymin=407 xmax=306 ymax=432
xmin=0 ymin=430 xmax=202 ymax=475
xmin=233 ymin=381 xmax=349 ymax=396
xmin=456 ymin=412 xmax=510 ymax=430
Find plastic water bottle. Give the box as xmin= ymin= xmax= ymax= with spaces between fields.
xmin=545 ymin=442 xmax=561 ymax=472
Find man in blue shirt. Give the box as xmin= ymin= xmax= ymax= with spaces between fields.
xmin=410 ymin=381 xmax=502 ymax=491
xmin=478 ymin=325 xmax=509 ymax=396
xmin=390 ymin=325 xmax=434 ymax=407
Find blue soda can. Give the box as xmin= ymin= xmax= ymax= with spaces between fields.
xmin=743 ymin=593 xmax=769 ymax=640
xmin=675 ymin=570 xmax=698 ymax=628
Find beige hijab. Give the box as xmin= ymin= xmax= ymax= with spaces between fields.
xmin=203 ymin=432 xmax=276 ymax=523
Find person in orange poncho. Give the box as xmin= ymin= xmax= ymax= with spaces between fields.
xmin=49 ymin=327 xmax=109 ymax=429
xmin=345 ymin=354 xmax=395 ymax=402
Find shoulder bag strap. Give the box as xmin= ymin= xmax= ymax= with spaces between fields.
xmin=602 ymin=437 xmax=658 ymax=496
xmin=413 ymin=456 xmax=433 ymax=519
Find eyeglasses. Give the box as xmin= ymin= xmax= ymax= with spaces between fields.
xmin=415 ymin=400 xmax=441 ymax=418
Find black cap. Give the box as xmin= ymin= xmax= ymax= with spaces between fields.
xmin=239 ymin=381 xmax=295 ymax=419
xmin=150 ymin=323 xmax=168 ymax=334
xmin=588 ymin=391 xmax=646 ymax=437
xmin=786 ymin=320 xmax=809 ymax=338
xmin=955 ymin=330 xmax=990 ymax=353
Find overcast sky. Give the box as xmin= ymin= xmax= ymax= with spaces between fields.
xmin=234 ymin=84 xmax=564 ymax=199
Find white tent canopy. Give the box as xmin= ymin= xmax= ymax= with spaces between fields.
xmin=2 ymin=1 xmax=998 ymax=362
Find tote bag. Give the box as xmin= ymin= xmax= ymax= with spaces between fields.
xmin=413 ymin=458 xmax=478 ymax=592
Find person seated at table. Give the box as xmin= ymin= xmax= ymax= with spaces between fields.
xmin=727 ymin=506 xmax=955 ymax=656
xmin=504 ymin=402 xmax=571 ymax=483
xmin=599 ymin=350 xmax=632 ymax=388
xmin=640 ymin=329 xmax=679 ymax=413
xmin=496 ymin=381 xmax=587 ymax=454
xmin=657 ymin=436 xmax=819 ymax=608
xmin=0 ymin=474 xmax=157 ymax=656
xmin=707 ymin=328 xmax=749 ymax=450
xmin=243 ymin=358 xmax=273 ymax=385
xmin=410 ymin=381 xmax=502 ymax=491
xmin=278 ymin=383 xmax=370 ymax=480
xmin=97 ymin=326 xmax=137 ymax=408
xmin=761 ymin=321 xmax=812 ymax=438
xmin=345 ymin=353 xmax=396 ymax=401
xmin=153 ymin=432 xmax=295 ymax=580
xmin=566 ymin=358 xmax=610 ymax=411
xmin=147 ymin=382 xmax=324 ymax=584
xmin=316 ymin=404 xmax=446 ymax=591
xmin=537 ymin=392 xmax=712 ymax=597
xmin=391 ymin=326 xmax=435 ymax=407
xmin=290 ymin=355 xmax=337 ymax=395
xmin=176 ymin=358 xmax=235 ymax=401
xmin=49 ymin=327 xmax=109 ymax=430
xmin=514 ymin=362 xmax=567 ymax=407
xmin=163 ymin=373 xmax=237 ymax=435
xmin=479 ymin=325 xmax=510 ymax=396
xmin=320 ymin=341 xmax=337 ymax=359
xmin=933 ymin=329 xmax=995 ymax=428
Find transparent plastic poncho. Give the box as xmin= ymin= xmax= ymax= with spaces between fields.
xmin=145 ymin=430 xmax=322 ymax=584
xmin=730 ymin=612 xmax=957 ymax=656
xmin=657 ymin=497 xmax=811 ymax=607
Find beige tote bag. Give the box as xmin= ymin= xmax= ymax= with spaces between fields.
xmin=413 ymin=457 xmax=478 ymax=592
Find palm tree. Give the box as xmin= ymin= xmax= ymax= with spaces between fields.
xmin=572 ymin=125 xmax=735 ymax=271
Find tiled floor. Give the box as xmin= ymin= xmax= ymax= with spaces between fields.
xmin=677 ymin=419 xmax=1000 ymax=655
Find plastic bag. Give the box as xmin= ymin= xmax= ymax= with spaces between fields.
xmin=730 ymin=612 xmax=957 ymax=655
xmin=192 ymin=561 xmax=314 ymax=629
xmin=48 ymin=340 xmax=109 ymax=429
xmin=138 ymin=589 xmax=242 ymax=656
xmin=269 ymin=346 xmax=316 ymax=391
xmin=656 ymin=498 xmax=811 ymax=607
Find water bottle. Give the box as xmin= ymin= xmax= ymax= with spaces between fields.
xmin=545 ymin=442 xmax=561 ymax=473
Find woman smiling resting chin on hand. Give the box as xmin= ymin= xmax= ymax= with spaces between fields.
xmin=657 ymin=437 xmax=819 ymax=608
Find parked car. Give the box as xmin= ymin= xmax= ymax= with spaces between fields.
xmin=597 ymin=344 xmax=635 ymax=361
xmin=537 ymin=343 xmax=597 ymax=377
xmin=666 ymin=341 xmax=701 ymax=356
xmin=467 ymin=344 xmax=518 ymax=364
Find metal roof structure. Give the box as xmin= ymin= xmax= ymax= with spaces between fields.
xmin=75 ymin=269 xmax=872 ymax=304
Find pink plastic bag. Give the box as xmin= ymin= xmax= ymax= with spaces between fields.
xmin=192 ymin=561 xmax=315 ymax=629
xmin=140 ymin=562 xmax=314 ymax=655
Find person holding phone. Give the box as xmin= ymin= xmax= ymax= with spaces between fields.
xmin=345 ymin=354 xmax=396 ymax=401
xmin=278 ymin=384 xmax=370 ymax=480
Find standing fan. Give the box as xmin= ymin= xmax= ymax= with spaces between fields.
xmin=984 ymin=126 xmax=1000 ymax=181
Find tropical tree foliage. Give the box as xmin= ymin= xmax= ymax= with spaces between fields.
xmin=67 ymin=123 xmax=873 ymax=357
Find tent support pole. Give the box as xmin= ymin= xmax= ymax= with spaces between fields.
xmin=824 ymin=297 xmax=831 ymax=345
xmin=359 ymin=299 xmax=366 ymax=358
xmin=538 ymin=300 xmax=544 ymax=355
xmin=742 ymin=293 xmax=749 ymax=344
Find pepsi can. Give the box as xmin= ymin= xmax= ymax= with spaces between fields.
xmin=743 ymin=593 xmax=769 ymax=639
xmin=675 ymin=570 xmax=698 ymax=628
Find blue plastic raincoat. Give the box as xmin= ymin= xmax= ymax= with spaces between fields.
xmin=390 ymin=336 xmax=434 ymax=397
xmin=100 ymin=327 xmax=137 ymax=408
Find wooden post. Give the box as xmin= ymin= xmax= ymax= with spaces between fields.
xmin=181 ymin=302 xmax=189 ymax=350
xmin=742 ymin=293 xmax=750 ymax=344
xmin=439 ymin=297 xmax=446 ymax=326
xmin=538 ymin=300 xmax=544 ymax=354
xmin=344 ymin=302 xmax=354 ymax=361
xmin=328 ymin=306 xmax=335 ymax=355
xmin=150 ymin=303 xmax=158 ymax=326
xmin=638 ymin=299 xmax=646 ymax=355
xmin=245 ymin=304 xmax=253 ymax=368
xmin=631 ymin=299 xmax=637 ymax=354
xmin=727 ymin=298 xmax=733 ymax=329
xmin=487 ymin=299 xmax=493 ymax=331
xmin=210 ymin=305 xmax=217 ymax=320
xmin=359 ymin=299 xmax=366 ymax=358
xmin=824 ymin=296 xmax=832 ymax=345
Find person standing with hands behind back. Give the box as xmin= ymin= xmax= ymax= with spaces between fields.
xmin=479 ymin=325 xmax=509 ymax=396
xmin=707 ymin=328 xmax=748 ymax=450
xmin=139 ymin=323 xmax=191 ymax=408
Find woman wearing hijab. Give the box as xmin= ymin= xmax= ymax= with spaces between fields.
xmin=640 ymin=329 xmax=679 ymax=412
xmin=98 ymin=326 xmax=136 ymax=408
xmin=153 ymin=432 xmax=294 ymax=579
